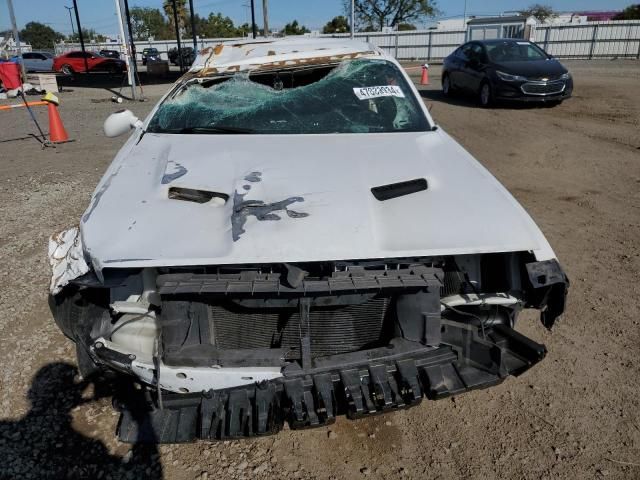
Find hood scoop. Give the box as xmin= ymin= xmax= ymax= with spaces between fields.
xmin=168 ymin=187 xmax=229 ymax=205
xmin=371 ymin=178 xmax=428 ymax=201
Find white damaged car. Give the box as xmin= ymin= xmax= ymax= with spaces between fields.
xmin=49 ymin=38 xmax=568 ymax=442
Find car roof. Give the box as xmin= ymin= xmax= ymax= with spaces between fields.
xmin=190 ymin=37 xmax=385 ymax=75
xmin=474 ymin=39 xmax=533 ymax=46
xmin=58 ymin=50 xmax=102 ymax=56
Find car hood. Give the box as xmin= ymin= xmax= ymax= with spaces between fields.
xmin=81 ymin=130 xmax=555 ymax=272
xmin=492 ymin=59 xmax=567 ymax=79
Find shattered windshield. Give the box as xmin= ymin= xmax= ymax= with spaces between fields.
xmin=147 ymin=59 xmax=430 ymax=135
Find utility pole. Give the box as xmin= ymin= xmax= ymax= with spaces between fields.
xmin=6 ymin=0 xmax=27 ymax=79
xmin=114 ymin=0 xmax=136 ymax=100
xmin=250 ymin=0 xmax=257 ymax=38
xmin=462 ymin=0 xmax=468 ymax=29
xmin=71 ymin=0 xmax=89 ymax=73
xmin=188 ymin=0 xmax=198 ymax=51
xmin=262 ymin=0 xmax=269 ymax=37
xmin=171 ymin=0 xmax=184 ymax=72
xmin=64 ymin=6 xmax=76 ymax=36
xmin=350 ymin=0 xmax=355 ymax=39
xmin=122 ymin=0 xmax=139 ymax=95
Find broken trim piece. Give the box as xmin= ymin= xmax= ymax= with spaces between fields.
xmin=93 ymin=338 xmax=283 ymax=393
xmin=48 ymin=226 xmax=90 ymax=295
xmin=524 ymin=259 xmax=569 ymax=329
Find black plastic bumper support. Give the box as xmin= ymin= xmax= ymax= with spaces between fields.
xmin=116 ymin=322 xmax=546 ymax=443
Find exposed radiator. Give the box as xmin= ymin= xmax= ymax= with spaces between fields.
xmin=210 ymin=297 xmax=390 ymax=358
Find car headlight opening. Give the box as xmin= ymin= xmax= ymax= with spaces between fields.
xmin=496 ymin=70 xmax=527 ymax=82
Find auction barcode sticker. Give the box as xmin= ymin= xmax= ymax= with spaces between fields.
xmin=353 ymin=85 xmax=405 ymax=100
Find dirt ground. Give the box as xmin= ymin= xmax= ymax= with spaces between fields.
xmin=0 ymin=60 xmax=639 ymax=480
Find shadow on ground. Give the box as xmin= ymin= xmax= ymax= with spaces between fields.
xmin=0 ymin=363 xmax=163 ymax=479
xmin=419 ymin=88 xmax=562 ymax=110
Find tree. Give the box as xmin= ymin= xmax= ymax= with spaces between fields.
xmin=322 ymin=15 xmax=350 ymax=34
xmin=518 ymin=4 xmax=557 ymax=23
xmin=129 ymin=7 xmax=171 ymax=40
xmin=613 ymin=4 xmax=640 ymax=20
xmin=67 ymin=28 xmax=106 ymax=43
xmin=236 ymin=23 xmax=253 ymax=37
xmin=163 ymin=0 xmax=188 ymax=35
xmin=19 ymin=22 xmax=64 ymax=49
xmin=188 ymin=12 xmax=240 ymax=38
xmin=346 ymin=0 xmax=437 ymax=31
xmin=281 ymin=20 xmax=310 ymax=35
xmin=397 ymin=22 xmax=417 ymax=30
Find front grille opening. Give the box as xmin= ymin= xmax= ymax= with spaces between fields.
xmin=521 ymin=81 xmax=565 ymax=95
xmin=210 ymin=296 xmax=392 ymax=359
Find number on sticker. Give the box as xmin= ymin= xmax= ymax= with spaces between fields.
xmin=353 ymin=85 xmax=405 ymax=101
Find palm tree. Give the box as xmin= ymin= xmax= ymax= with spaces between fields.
xmin=162 ymin=0 xmax=188 ymax=35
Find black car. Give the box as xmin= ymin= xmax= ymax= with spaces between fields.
xmin=99 ymin=49 xmax=120 ymax=59
xmin=442 ymin=39 xmax=573 ymax=107
xmin=142 ymin=47 xmax=160 ymax=66
xmin=167 ymin=46 xmax=196 ymax=66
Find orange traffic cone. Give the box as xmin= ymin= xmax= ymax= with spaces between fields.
xmin=47 ymin=102 xmax=69 ymax=143
xmin=42 ymin=92 xmax=69 ymax=143
xmin=420 ymin=64 xmax=430 ymax=85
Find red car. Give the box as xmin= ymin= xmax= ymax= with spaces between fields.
xmin=53 ymin=50 xmax=126 ymax=75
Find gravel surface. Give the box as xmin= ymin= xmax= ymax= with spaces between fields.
xmin=0 ymin=60 xmax=639 ymax=479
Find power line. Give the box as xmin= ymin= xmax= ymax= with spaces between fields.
xmin=64 ymin=6 xmax=76 ymax=36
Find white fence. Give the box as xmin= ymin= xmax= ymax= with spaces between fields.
xmin=55 ymin=20 xmax=640 ymax=63
xmin=331 ymin=30 xmax=467 ymax=61
xmin=531 ymin=21 xmax=640 ymax=59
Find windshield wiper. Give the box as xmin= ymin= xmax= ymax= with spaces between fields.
xmin=177 ymin=125 xmax=255 ymax=134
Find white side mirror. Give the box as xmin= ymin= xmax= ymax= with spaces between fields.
xmin=103 ymin=109 xmax=143 ymax=137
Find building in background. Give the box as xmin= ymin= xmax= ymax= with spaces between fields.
xmin=578 ymin=11 xmax=621 ymax=21
xmin=466 ymin=15 xmax=537 ymax=41
xmin=545 ymin=13 xmax=589 ymax=25
xmin=433 ymin=17 xmax=471 ymax=30
xmin=432 ymin=9 xmax=624 ymax=33
xmin=0 ymin=35 xmax=32 ymax=57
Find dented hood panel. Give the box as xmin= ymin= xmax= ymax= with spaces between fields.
xmin=81 ymin=129 xmax=555 ymax=271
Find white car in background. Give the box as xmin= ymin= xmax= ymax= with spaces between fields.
xmin=49 ymin=38 xmax=568 ymax=442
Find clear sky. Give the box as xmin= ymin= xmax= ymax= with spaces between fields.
xmin=0 ymin=0 xmax=634 ymax=37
